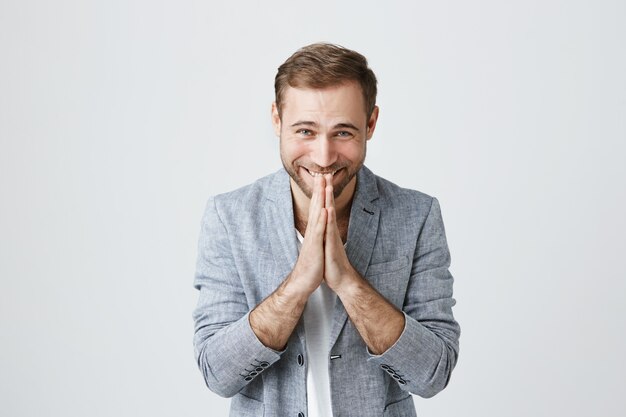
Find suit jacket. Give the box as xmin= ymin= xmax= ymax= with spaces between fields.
xmin=193 ymin=166 xmax=460 ymax=417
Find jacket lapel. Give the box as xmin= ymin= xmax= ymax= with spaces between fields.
xmin=263 ymin=169 xmax=306 ymax=345
xmin=264 ymin=169 xmax=298 ymax=290
xmin=329 ymin=166 xmax=380 ymax=349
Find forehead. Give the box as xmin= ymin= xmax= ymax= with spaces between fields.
xmin=280 ymin=82 xmax=367 ymax=123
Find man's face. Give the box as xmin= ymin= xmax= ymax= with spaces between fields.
xmin=272 ymin=81 xmax=379 ymax=200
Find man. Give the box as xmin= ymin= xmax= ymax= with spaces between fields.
xmin=193 ymin=43 xmax=460 ymax=417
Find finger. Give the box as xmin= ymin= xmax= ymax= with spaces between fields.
xmin=306 ymin=175 xmax=324 ymax=228
xmin=325 ymin=205 xmax=333 ymax=229
xmin=325 ymin=205 xmax=338 ymax=243
xmin=319 ymin=174 xmax=326 ymax=204
xmin=324 ymin=174 xmax=334 ymax=205
xmin=322 ymin=177 xmax=340 ymax=246
xmin=324 ymin=206 xmax=339 ymax=264
xmin=316 ymin=207 xmax=327 ymax=238
xmin=326 ymin=203 xmax=344 ymax=247
xmin=302 ymin=205 xmax=326 ymax=255
xmin=325 ymin=185 xmax=333 ymax=212
xmin=315 ymin=175 xmax=326 ymax=208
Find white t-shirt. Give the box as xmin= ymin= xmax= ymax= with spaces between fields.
xmin=296 ymin=231 xmax=337 ymax=417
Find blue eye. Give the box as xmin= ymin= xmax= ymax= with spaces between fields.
xmin=336 ymin=131 xmax=352 ymax=138
xmin=297 ymin=129 xmax=313 ymax=136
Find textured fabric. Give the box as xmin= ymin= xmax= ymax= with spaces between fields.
xmin=192 ymin=166 xmax=460 ymax=417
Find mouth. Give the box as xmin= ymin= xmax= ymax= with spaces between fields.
xmin=303 ymin=167 xmax=341 ymax=178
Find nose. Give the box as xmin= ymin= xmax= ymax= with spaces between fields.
xmin=310 ymin=135 xmax=337 ymax=168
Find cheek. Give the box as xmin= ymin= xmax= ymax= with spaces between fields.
xmin=340 ymin=143 xmax=366 ymax=161
xmin=281 ymin=140 xmax=312 ymax=161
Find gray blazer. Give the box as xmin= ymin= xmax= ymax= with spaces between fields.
xmin=193 ymin=166 xmax=460 ymax=417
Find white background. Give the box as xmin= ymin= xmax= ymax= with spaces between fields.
xmin=1 ymin=1 xmax=625 ymax=416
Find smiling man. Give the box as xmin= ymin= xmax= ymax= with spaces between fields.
xmin=193 ymin=43 xmax=460 ymax=417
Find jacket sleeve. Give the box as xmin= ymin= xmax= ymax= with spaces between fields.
xmin=192 ymin=197 xmax=284 ymax=398
xmin=366 ymin=197 xmax=460 ymax=398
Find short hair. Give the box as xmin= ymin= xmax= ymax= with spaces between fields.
xmin=274 ymin=43 xmax=378 ymax=119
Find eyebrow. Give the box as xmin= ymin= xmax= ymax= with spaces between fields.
xmin=290 ymin=121 xmax=360 ymax=131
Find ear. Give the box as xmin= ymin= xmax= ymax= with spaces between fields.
xmin=271 ymin=102 xmax=281 ymax=137
xmin=366 ymin=106 xmax=379 ymax=140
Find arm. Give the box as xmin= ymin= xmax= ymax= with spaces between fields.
xmin=192 ymin=196 xmax=284 ymax=397
xmin=369 ymin=197 xmax=460 ymax=398
xmin=193 ymin=176 xmax=328 ymax=396
xmin=323 ymin=181 xmax=406 ymax=354
xmin=249 ymin=175 xmax=327 ymax=350
xmin=325 ymin=188 xmax=460 ymax=397
xmin=333 ymin=272 xmax=406 ymax=355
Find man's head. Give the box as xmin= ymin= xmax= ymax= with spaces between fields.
xmin=274 ymin=43 xmax=378 ymax=120
xmin=272 ymin=43 xmax=379 ymax=201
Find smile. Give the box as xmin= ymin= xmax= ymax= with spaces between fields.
xmin=304 ymin=168 xmax=339 ymax=177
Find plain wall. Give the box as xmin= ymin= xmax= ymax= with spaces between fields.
xmin=1 ymin=0 xmax=625 ymax=416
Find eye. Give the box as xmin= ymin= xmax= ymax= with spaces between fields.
xmin=296 ymin=129 xmax=314 ymax=137
xmin=335 ymin=131 xmax=353 ymax=138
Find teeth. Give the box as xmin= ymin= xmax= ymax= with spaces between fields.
xmin=308 ymin=169 xmax=337 ymax=177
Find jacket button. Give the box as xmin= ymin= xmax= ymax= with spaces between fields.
xmin=298 ymin=413 xmax=305 ymax=417
xmin=297 ymin=354 xmax=304 ymax=366
xmin=260 ymin=361 xmax=269 ymax=368
xmin=381 ymin=364 xmax=390 ymax=370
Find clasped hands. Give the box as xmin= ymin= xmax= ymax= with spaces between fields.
xmin=252 ymin=174 xmax=404 ymax=353
xmin=291 ymin=174 xmax=359 ymax=297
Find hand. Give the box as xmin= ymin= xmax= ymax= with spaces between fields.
xmin=249 ymin=176 xmax=327 ymax=350
xmin=322 ymin=174 xmax=358 ymax=293
xmin=288 ymin=175 xmax=327 ymax=297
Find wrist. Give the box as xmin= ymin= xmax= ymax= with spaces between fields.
xmin=280 ymin=273 xmax=314 ymax=303
xmin=331 ymin=268 xmax=364 ymax=298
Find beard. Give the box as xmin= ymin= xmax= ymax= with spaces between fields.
xmin=280 ymin=154 xmax=365 ymax=200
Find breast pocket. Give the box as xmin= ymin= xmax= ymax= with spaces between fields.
xmin=366 ymin=256 xmax=409 ymax=276
xmin=365 ymin=256 xmax=410 ymax=307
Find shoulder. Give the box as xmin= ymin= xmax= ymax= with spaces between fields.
xmin=211 ymin=169 xmax=289 ymax=206
xmin=205 ymin=169 xmax=289 ymax=222
xmin=363 ymin=167 xmax=435 ymax=213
